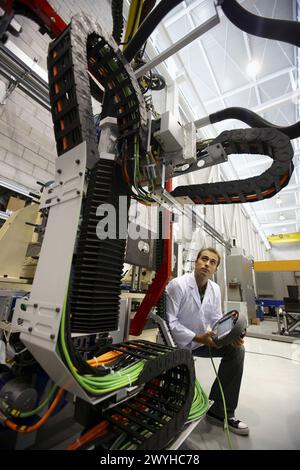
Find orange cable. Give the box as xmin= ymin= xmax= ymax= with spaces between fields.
xmin=4 ymin=388 xmax=65 ymax=433
xmin=67 ymin=421 xmax=108 ymax=450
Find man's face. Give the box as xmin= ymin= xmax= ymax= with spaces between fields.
xmin=195 ymin=250 xmax=219 ymax=280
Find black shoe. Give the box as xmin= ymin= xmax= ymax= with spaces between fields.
xmin=206 ymin=412 xmax=249 ymax=436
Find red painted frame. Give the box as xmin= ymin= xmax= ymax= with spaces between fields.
xmin=129 ymin=180 xmax=173 ymax=336
xmin=0 ymin=0 xmax=67 ymax=38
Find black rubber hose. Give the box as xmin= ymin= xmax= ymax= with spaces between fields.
xmin=124 ymin=0 xmax=184 ymax=62
xmin=209 ymin=107 xmax=300 ymax=140
xmin=209 ymin=2 xmax=300 ymax=140
xmin=140 ymin=0 xmax=157 ymax=24
xmin=219 ymin=0 xmax=300 ymax=48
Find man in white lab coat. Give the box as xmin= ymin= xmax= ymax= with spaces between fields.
xmin=166 ymin=247 xmax=249 ymax=436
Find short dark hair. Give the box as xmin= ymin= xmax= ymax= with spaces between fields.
xmin=196 ymin=247 xmax=221 ymax=267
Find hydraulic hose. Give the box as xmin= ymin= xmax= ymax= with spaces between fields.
xmin=219 ymin=0 xmax=300 ymax=48
xmin=208 ymin=107 xmax=300 ymax=140
xmin=124 ymin=0 xmax=184 ymax=62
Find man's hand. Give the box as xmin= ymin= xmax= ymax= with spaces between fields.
xmin=231 ymin=336 xmax=245 ymax=348
xmin=194 ymin=331 xmax=220 ymax=348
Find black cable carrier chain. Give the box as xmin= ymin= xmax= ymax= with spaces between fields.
xmin=47 ymin=18 xmax=195 ymax=449
xmin=48 ymin=12 xmax=147 ymax=168
xmin=100 ymin=345 xmax=195 ymax=450
xmin=171 ymin=127 xmax=294 ymax=204
xmin=47 ymin=13 xmax=148 ymax=337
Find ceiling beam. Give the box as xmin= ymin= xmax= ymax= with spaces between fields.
xmin=204 ymin=66 xmax=296 ymax=106
xmin=252 ymin=89 xmax=300 ymax=115
xmin=242 ymin=32 xmax=262 ymax=105
xmin=164 ymin=0 xmax=248 ymax=28
xmin=261 ymin=219 xmax=297 ymax=227
xmin=281 ymin=184 xmax=300 ymax=194
xmin=256 ymin=205 xmax=300 ymax=215
xmin=164 ymin=0 xmax=211 ymax=29
xmin=184 ymin=7 xmax=226 ymax=107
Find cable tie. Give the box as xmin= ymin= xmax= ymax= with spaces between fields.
xmin=75 ymin=437 xmax=81 ymax=448
xmin=102 ymin=364 xmax=114 ymax=374
xmin=93 ymin=356 xmax=99 ymax=367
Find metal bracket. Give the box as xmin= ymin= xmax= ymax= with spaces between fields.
xmin=197 ymin=142 xmax=228 ymax=169
xmin=172 ymin=142 xmax=227 ymax=178
xmin=149 ymin=311 xmax=176 ymax=348
xmin=40 ymin=144 xmax=86 ymax=209
xmin=98 ymin=117 xmax=118 ymax=161
xmin=13 ymin=300 xmax=62 ymax=348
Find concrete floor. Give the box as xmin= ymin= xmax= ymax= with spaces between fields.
xmin=187 ymin=335 xmax=300 ymax=450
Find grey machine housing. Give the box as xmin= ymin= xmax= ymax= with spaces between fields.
xmin=212 ymin=310 xmax=247 ymax=347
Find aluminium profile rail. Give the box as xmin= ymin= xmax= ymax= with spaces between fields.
xmin=0 ymin=43 xmax=50 ymax=110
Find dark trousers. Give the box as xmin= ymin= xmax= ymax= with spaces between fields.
xmin=193 ymin=344 xmax=245 ymax=419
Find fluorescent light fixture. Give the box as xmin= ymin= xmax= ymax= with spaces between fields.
xmin=275 ymin=196 xmax=282 ymax=205
xmin=5 ymin=39 xmax=48 ymax=82
xmin=279 ymin=213 xmax=285 ymax=221
xmin=246 ymin=60 xmax=260 ymax=78
xmin=282 ymin=228 xmax=287 ymax=232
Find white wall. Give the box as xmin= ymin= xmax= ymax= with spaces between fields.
xmin=0 ymin=0 xmax=112 ymax=191
xmin=269 ymin=243 xmax=300 ymax=261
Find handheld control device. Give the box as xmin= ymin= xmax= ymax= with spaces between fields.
xmin=212 ymin=310 xmax=247 ymax=347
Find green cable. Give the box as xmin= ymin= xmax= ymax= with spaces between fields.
xmin=187 ymin=379 xmax=210 ymax=422
xmin=209 ymin=349 xmax=233 ymax=450
xmin=59 ymin=289 xmax=145 ymax=395
xmin=10 ymin=384 xmax=58 ymax=419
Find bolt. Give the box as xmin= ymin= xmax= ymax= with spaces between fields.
xmin=79 ymin=172 xmax=83 ymax=176
xmin=33 ymin=303 xmax=38 ymax=308
xmin=55 ymin=307 xmax=60 ymax=313
xmin=60 ymin=181 xmax=63 ymax=185
xmin=57 ymin=169 xmax=62 ymax=174
xmin=57 ymin=198 xmax=60 ymax=202
xmin=50 ymin=334 xmax=55 ymax=340
xmin=75 ymin=159 xmax=80 ymax=165
xmin=28 ymin=327 xmax=32 ymax=332
xmin=76 ymin=191 xmax=80 ymax=195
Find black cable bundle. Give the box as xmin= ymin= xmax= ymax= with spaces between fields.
xmin=111 ymin=0 xmax=124 ymax=45
xmin=124 ymin=0 xmax=183 ymax=62
xmin=209 ymin=107 xmax=300 ymax=141
xmin=211 ymin=1 xmax=300 ymax=140
xmin=219 ymin=0 xmax=300 ymax=48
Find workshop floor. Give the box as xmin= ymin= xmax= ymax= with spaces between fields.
xmin=247 ymin=317 xmax=281 ymax=336
xmin=26 ymin=331 xmax=300 ymax=451
xmin=188 ymin=335 xmax=300 ymax=450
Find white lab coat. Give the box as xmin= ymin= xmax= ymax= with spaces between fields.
xmin=166 ymin=273 xmax=222 ymax=350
